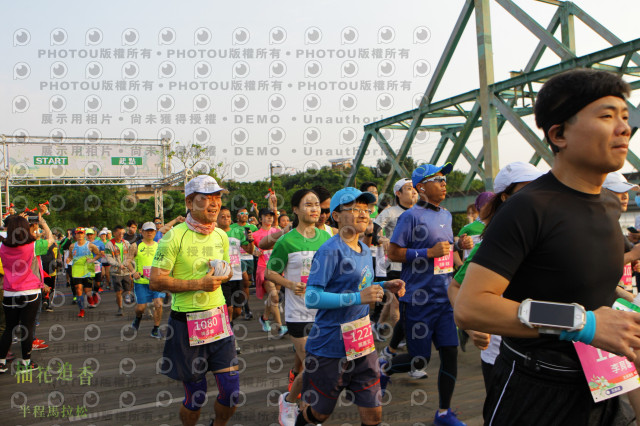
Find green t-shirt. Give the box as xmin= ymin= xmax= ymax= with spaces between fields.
xmin=453 ymin=243 xmax=480 ymax=284
xmin=232 ymin=223 xmax=257 ymax=259
xmin=267 ymin=228 xmax=331 ymax=322
xmin=225 ymin=226 xmax=248 ymax=281
xmin=458 ymin=220 xmax=485 ymax=237
xmin=152 ymin=223 xmax=229 ymax=312
xmin=35 ymin=239 xmax=49 ymax=256
xmin=134 ymin=241 xmax=158 ymax=285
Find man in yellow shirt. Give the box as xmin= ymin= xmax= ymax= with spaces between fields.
xmin=150 ymin=175 xmax=236 ymax=426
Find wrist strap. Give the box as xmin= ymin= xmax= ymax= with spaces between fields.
xmin=406 ymin=248 xmax=428 ymax=260
xmin=559 ymin=311 xmax=596 ymax=344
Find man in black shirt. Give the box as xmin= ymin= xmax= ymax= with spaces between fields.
xmin=455 ymin=69 xmax=640 ymax=425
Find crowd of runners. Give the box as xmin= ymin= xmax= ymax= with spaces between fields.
xmin=1 ymin=69 xmax=640 ymax=426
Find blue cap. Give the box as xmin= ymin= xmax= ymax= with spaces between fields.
xmin=411 ymin=162 xmax=453 ymax=187
xmin=330 ymin=187 xmax=377 ymax=214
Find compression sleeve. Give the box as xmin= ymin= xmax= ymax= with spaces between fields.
xmin=305 ymin=285 xmax=361 ymax=309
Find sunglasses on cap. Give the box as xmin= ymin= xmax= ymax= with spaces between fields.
xmin=421 ymin=176 xmax=447 ymax=184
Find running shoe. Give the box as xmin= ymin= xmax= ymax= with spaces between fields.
xmin=31 ymin=339 xmax=49 ymax=351
xmin=408 ymin=369 xmax=429 ymax=379
xmin=379 ymin=346 xmax=397 ymax=362
xmin=259 ymin=316 xmax=271 ymax=332
xmin=277 ymin=325 xmax=288 ymax=339
xmin=78 ymin=309 xmax=85 ymax=318
xmin=278 ymin=392 xmax=299 ymax=426
xmin=236 ymin=344 xmax=242 ymax=354
xmin=45 ymin=306 xmax=54 ymax=313
xmin=434 ymin=408 xmax=466 ymax=426
xmin=116 ymin=308 xmax=123 ymax=316
xmin=379 ymin=358 xmax=391 ymax=396
xmin=131 ymin=318 xmax=141 ymax=330
xmin=287 ymin=369 xmax=297 ymax=392
xmin=150 ymin=329 xmax=162 ymax=339
xmin=244 ymin=310 xmax=254 ymax=320
xmin=17 ymin=360 xmax=39 ymax=372
xmin=0 ymin=363 xmax=7 ymax=374
xmin=6 ymin=351 xmax=15 ymax=361
xmin=72 ymin=296 xmax=77 ymax=305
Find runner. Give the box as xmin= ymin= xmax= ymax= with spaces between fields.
xmin=123 ymin=219 xmax=140 ymax=244
xmin=384 ymin=163 xmax=473 ymax=426
xmin=231 ymin=208 xmax=258 ymax=320
xmin=150 ymin=175 xmax=238 ymax=426
xmin=86 ymin=228 xmax=104 ymax=305
xmin=278 ymin=214 xmax=290 ymax=230
xmin=67 ymin=227 xmax=101 ymax=318
xmin=264 ymin=189 xmax=331 ymax=426
xmin=217 ymin=206 xmax=254 ymax=352
xmin=130 ymin=222 xmax=165 ymax=338
xmin=253 ymin=206 xmax=286 ymax=337
xmin=456 ymin=69 xmax=639 ymax=425
xmin=311 ymin=185 xmax=336 ymax=237
xmin=105 ymin=225 xmax=134 ymax=316
xmin=448 ymin=162 xmax=543 ymax=391
xmin=98 ymin=229 xmax=110 ymax=289
xmin=296 ymin=187 xmax=405 ymax=426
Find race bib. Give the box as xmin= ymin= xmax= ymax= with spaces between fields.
xmin=94 ymin=262 xmax=101 ymax=274
xmin=143 ymin=266 xmax=151 ymax=278
xmin=262 ymin=250 xmax=272 ymax=263
xmin=620 ymin=264 xmax=633 ymax=290
xmin=434 ymin=249 xmax=454 ymax=274
xmin=230 ymin=254 xmax=241 ymax=267
xmin=300 ymin=257 xmax=312 ymax=284
xmin=341 ymin=315 xmax=375 ymax=361
xmin=186 ymin=305 xmax=233 ymax=346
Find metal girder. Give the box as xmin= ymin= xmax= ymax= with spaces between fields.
xmin=462 ymin=148 xmax=485 ymax=189
xmin=491 ymin=94 xmax=554 ymax=165
xmin=373 ymin=131 xmax=410 ymax=178
xmin=430 ymin=134 xmax=450 ymax=165
xmin=345 ymin=131 xmax=374 ymax=186
xmin=496 ymin=0 xmax=575 ymax=61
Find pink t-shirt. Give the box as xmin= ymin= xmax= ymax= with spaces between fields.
xmin=252 ymin=227 xmax=279 ymax=269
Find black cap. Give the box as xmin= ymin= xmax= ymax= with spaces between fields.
xmin=258 ymin=208 xmax=275 ymax=217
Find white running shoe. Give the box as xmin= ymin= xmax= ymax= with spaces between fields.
xmin=408 ymin=369 xmax=428 ymax=379
xmin=278 ymin=392 xmax=299 ymax=426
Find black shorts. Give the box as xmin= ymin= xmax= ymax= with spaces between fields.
xmin=111 ymin=275 xmax=131 ymax=292
xmin=221 ymin=280 xmax=245 ymax=308
xmin=286 ymin=321 xmax=313 ymax=339
xmin=161 ymin=315 xmax=238 ymax=382
xmin=484 ymin=342 xmax=632 ymax=425
xmin=302 ymin=351 xmax=381 ymax=415
xmin=72 ymin=277 xmax=93 ymax=289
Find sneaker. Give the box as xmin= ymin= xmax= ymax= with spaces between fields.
xmin=458 ymin=328 xmax=469 ymax=353
xmin=116 ymin=308 xmax=123 ymax=316
xmin=236 ymin=345 xmax=242 ymax=354
xmin=132 ymin=318 xmax=141 ymax=330
xmin=244 ymin=310 xmax=254 ymax=320
xmin=32 ymin=340 xmax=48 ymax=350
xmin=379 ymin=358 xmax=391 ymax=396
xmin=277 ymin=325 xmax=288 ymax=339
xmin=287 ymin=369 xmax=297 ymax=392
xmin=0 ymin=362 xmax=7 ymax=374
xmin=434 ymin=408 xmax=466 ymax=426
xmin=17 ymin=360 xmax=39 ymax=372
xmin=72 ymin=296 xmax=77 ymax=305
xmin=408 ymin=369 xmax=428 ymax=379
xmin=259 ymin=316 xmax=271 ymax=332
xmin=150 ymin=329 xmax=162 ymax=339
xmin=45 ymin=306 xmax=54 ymax=313
xmin=371 ymin=322 xmax=386 ymax=342
xmin=379 ymin=346 xmax=397 ymax=362
xmin=397 ymin=339 xmax=407 ymax=348
xmin=78 ymin=309 xmax=85 ymax=318
xmin=6 ymin=351 xmax=15 ymax=361
xmin=278 ymin=392 xmax=299 ymax=426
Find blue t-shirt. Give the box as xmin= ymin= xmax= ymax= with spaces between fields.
xmin=390 ymin=201 xmax=453 ymax=304
xmin=154 ymin=231 xmax=163 ymax=242
xmin=93 ymin=240 xmax=106 ymax=263
xmin=305 ymin=235 xmax=374 ymax=358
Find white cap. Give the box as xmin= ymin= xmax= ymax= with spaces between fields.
xmin=603 ymin=171 xmax=639 ymax=193
xmin=493 ymin=162 xmax=544 ymax=193
xmin=141 ymin=221 xmax=156 ymax=231
xmin=184 ymin=175 xmax=227 ymax=198
xmin=98 ymin=230 xmax=108 ymax=236
xmin=393 ymin=178 xmax=411 ymax=194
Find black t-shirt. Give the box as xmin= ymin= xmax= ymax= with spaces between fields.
xmin=123 ymin=232 xmax=140 ymax=244
xmin=472 ymin=172 xmax=623 ymax=359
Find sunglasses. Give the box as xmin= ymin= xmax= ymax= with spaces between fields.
xmin=320 ymin=208 xmax=330 ymax=215
xmin=422 ymin=176 xmax=446 ymax=184
xmin=238 ymin=212 xmax=249 ymax=216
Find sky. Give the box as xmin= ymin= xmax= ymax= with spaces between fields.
xmin=1 ymin=0 xmax=639 ymax=183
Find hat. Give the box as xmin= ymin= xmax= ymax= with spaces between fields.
xmin=184 ymin=175 xmax=228 ymax=198
xmin=393 ymin=178 xmax=411 ymax=194
xmin=74 ymin=227 xmax=85 ymax=234
xmin=474 ymin=192 xmax=495 ymax=212
xmin=603 ymin=171 xmax=640 ymax=194
xmin=329 ymin=187 xmax=377 ymax=214
xmin=258 ymin=208 xmax=275 ymax=217
xmin=493 ymin=162 xmax=544 ymax=193
xmin=85 ymin=228 xmax=95 ymax=235
xmin=99 ymin=230 xmax=108 ymax=236
xmin=411 ymin=163 xmax=453 ymax=187
xmin=141 ymin=221 xmax=156 ymax=231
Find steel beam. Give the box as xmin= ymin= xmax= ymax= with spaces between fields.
xmin=345 ymin=131 xmax=374 ymax=186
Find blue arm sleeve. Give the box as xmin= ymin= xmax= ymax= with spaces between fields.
xmin=305 ymin=285 xmax=361 ymax=309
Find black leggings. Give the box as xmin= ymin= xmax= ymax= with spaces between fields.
xmin=0 ymin=293 xmax=41 ymax=360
